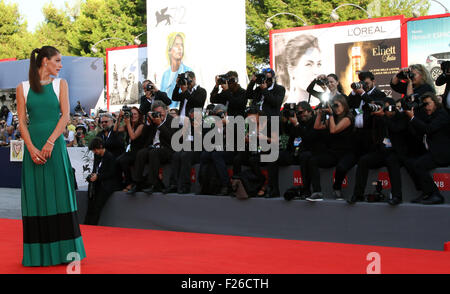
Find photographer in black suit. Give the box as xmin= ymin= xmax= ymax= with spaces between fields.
xmin=96 ymin=113 xmax=125 ymax=158
xmin=84 ymin=137 xmax=122 ymax=225
xmin=435 ymin=61 xmax=450 ymax=113
xmin=247 ymin=68 xmax=285 ymax=118
xmin=139 ymin=80 xmax=172 ymax=116
xmin=347 ymin=71 xmax=387 ymax=156
xmin=210 ymin=71 xmax=247 ymax=117
xmin=128 ymin=100 xmax=177 ymax=195
xmin=405 ymin=92 xmax=450 ymax=204
xmin=348 ymin=99 xmax=409 ymax=205
xmin=172 ymin=71 xmax=206 ymax=123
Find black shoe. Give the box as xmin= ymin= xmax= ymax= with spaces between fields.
xmin=420 ymin=192 xmax=444 ymax=205
xmin=142 ymin=185 xmax=154 ymax=195
xmin=298 ymin=188 xmax=311 ymax=200
xmin=178 ymin=187 xmax=191 ymax=194
xmin=411 ymin=192 xmax=428 ymax=203
xmin=127 ymin=184 xmax=139 ymax=195
xmin=347 ymin=194 xmax=363 ymax=204
xmin=306 ymin=192 xmax=323 ymax=202
xmin=388 ymin=197 xmax=402 ymax=206
xmin=163 ymin=185 xmax=178 ymax=194
xmin=333 ymin=189 xmax=345 ymax=201
xmin=217 ymin=187 xmax=229 ymax=196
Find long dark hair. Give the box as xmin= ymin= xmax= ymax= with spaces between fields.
xmin=327 ymin=73 xmax=344 ymax=94
xmin=29 ymin=46 xmax=60 ymax=93
xmin=131 ymin=107 xmax=144 ymax=128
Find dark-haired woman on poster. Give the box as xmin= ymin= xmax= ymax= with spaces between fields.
xmin=16 ymin=46 xmax=86 ymax=267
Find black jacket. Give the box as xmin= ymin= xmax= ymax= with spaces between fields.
xmin=436 ymin=73 xmax=450 ymax=112
xmin=390 ymin=79 xmax=435 ymax=99
xmin=96 ymin=130 xmax=125 ymax=158
xmin=139 ymin=91 xmax=172 ymax=116
xmin=371 ymin=112 xmax=409 ymax=158
xmin=347 ymin=87 xmax=387 ymax=129
xmin=171 ymin=85 xmax=207 ymax=115
xmin=247 ymin=81 xmax=285 ymax=117
xmin=410 ymin=108 xmax=450 ymax=165
xmin=142 ymin=114 xmax=177 ymax=151
xmin=210 ymin=86 xmax=247 ymax=117
xmin=93 ymin=150 xmax=122 ymax=192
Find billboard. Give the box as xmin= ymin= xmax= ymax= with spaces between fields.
xmin=146 ymin=0 xmax=247 ymax=109
xmin=270 ymin=16 xmax=404 ymax=105
xmin=407 ymin=14 xmax=450 ymax=95
xmin=106 ymin=45 xmax=148 ymax=112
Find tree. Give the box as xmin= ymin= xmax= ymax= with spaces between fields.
xmin=0 ymin=0 xmax=34 ymax=60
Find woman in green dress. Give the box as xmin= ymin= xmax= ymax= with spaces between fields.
xmin=16 ymin=46 xmax=86 ymax=267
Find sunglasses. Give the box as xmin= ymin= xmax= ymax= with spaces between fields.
xmin=101 ymin=121 xmax=109 ymax=124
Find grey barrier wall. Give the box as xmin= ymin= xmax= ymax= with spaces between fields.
xmin=75 ymin=165 xmax=450 ymax=251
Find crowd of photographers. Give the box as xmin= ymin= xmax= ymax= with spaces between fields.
xmin=6 ymin=62 xmax=449 ymax=224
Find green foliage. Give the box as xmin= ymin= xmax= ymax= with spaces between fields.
xmin=0 ymin=0 xmax=431 ymax=83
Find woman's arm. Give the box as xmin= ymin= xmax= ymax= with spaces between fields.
xmin=329 ymin=116 xmax=351 ymax=134
xmin=126 ymin=121 xmax=144 ymax=141
xmin=314 ymin=110 xmax=327 ymax=130
xmin=41 ymin=80 xmax=71 ymax=159
xmin=113 ymin=111 xmax=123 ymax=132
xmin=16 ymin=84 xmax=46 ymax=164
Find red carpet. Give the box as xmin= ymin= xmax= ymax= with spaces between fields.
xmin=0 ymin=218 xmax=449 ymax=274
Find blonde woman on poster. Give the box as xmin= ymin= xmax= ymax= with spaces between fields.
xmin=10 ymin=140 xmax=24 ymax=162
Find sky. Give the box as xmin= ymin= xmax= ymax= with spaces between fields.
xmin=7 ymin=0 xmax=450 ymax=32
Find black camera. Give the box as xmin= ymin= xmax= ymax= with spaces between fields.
xmin=86 ymin=174 xmax=94 ymax=182
xmin=145 ymin=82 xmax=154 ymax=91
xmin=396 ymin=69 xmax=415 ymax=80
xmin=150 ymin=111 xmax=161 ymax=119
xmin=400 ymin=94 xmax=425 ymax=111
xmin=316 ymin=78 xmax=329 ymax=86
xmin=440 ymin=60 xmax=450 ymax=74
xmin=217 ymin=74 xmax=230 ymax=85
xmin=384 ymin=105 xmax=396 ymax=112
xmin=122 ymin=105 xmax=132 ymax=118
xmin=282 ymin=103 xmax=297 ymax=118
xmin=177 ymin=73 xmax=192 ymax=87
xmin=366 ymin=103 xmax=382 ymax=112
xmin=215 ymin=111 xmax=226 ymax=119
xmin=351 ymin=80 xmax=367 ymax=91
xmin=255 ymin=73 xmax=273 ymax=85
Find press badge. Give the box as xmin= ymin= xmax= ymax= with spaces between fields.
xmin=293 ymin=137 xmax=302 ymax=147
xmin=126 ymin=144 xmax=131 ymax=152
xmin=383 ymin=138 xmax=392 ymax=148
xmin=355 ymin=108 xmax=363 ymax=115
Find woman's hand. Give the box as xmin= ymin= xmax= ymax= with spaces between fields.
xmin=124 ymin=116 xmax=131 ymax=126
xmin=29 ymin=145 xmax=47 ymax=165
xmin=41 ymin=141 xmax=54 ymax=160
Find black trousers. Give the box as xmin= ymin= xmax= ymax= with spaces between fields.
xmin=133 ymin=147 xmax=173 ymax=187
xmin=200 ymin=151 xmax=235 ymax=188
xmin=117 ymin=151 xmax=138 ymax=186
xmin=169 ymin=151 xmax=201 ymax=190
xmin=408 ymin=153 xmax=442 ymax=195
xmin=84 ymin=183 xmax=113 ymax=225
xmin=305 ymin=151 xmax=357 ymax=192
xmin=352 ymin=150 xmax=402 ymax=198
xmin=233 ymin=151 xmax=266 ymax=185
xmin=266 ymin=150 xmax=296 ymax=192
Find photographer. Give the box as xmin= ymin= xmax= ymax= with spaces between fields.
xmin=348 ymin=99 xmax=409 ymax=205
xmin=128 ymin=101 xmax=177 ymax=195
xmin=74 ymin=100 xmax=87 ymax=116
xmin=306 ymin=73 xmax=347 ymax=104
xmin=172 ymin=71 xmax=207 ymax=123
xmin=96 ymin=113 xmax=125 ymax=158
xmin=74 ymin=124 xmax=87 ymax=147
xmin=435 ymin=61 xmax=450 ymax=112
xmin=139 ymin=80 xmax=172 ymax=116
xmin=304 ymin=95 xmax=356 ymax=201
xmin=390 ymin=64 xmax=436 ymax=109
xmin=115 ymin=106 xmax=146 ymax=192
xmin=232 ymin=107 xmax=275 ymax=197
xmin=198 ymin=104 xmax=235 ymax=196
xmin=247 ymin=68 xmax=286 ymax=118
xmin=84 ymin=137 xmax=122 ymax=225
xmin=348 ymin=71 xmax=387 ymax=156
xmin=164 ymin=108 xmax=203 ymax=194
xmin=404 ymin=92 xmax=450 ymax=205
xmin=0 ymin=106 xmax=13 ymax=127
xmin=210 ymin=71 xmax=247 ymax=117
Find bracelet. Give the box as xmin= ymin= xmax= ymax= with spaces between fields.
xmin=47 ymin=140 xmax=54 ymax=146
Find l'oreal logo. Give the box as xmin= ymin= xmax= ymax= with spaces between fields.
xmin=348 ymin=26 xmax=387 ymax=37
